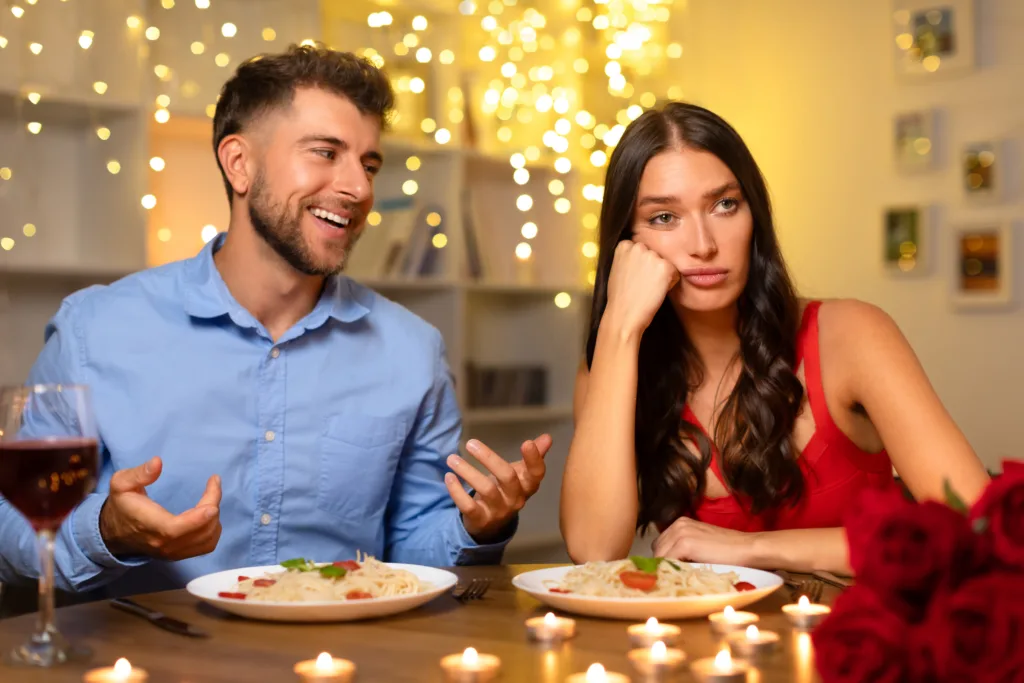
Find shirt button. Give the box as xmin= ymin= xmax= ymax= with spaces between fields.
xmin=260 ymin=513 xmax=272 ymax=526
xmin=265 ymin=430 xmax=275 ymax=442
xmin=270 ymin=347 xmax=280 ymax=359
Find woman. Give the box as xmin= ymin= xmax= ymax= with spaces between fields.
xmin=560 ymin=102 xmax=990 ymax=574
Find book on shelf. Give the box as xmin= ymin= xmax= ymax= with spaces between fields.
xmin=465 ymin=364 xmax=547 ymax=408
xmin=398 ymin=204 xmax=447 ymax=279
xmin=460 ymin=185 xmax=488 ymax=281
xmin=346 ymin=195 xmax=418 ymax=280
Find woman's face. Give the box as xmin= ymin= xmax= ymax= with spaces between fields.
xmin=631 ymin=146 xmax=753 ymax=313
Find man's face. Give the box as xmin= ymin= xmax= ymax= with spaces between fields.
xmin=246 ymin=87 xmax=383 ymax=276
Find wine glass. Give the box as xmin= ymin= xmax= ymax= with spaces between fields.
xmin=0 ymin=384 xmax=99 ymax=667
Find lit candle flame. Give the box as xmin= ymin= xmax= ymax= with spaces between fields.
xmin=462 ymin=647 xmax=479 ymax=666
xmin=644 ymin=616 xmax=660 ymax=632
xmin=651 ymin=641 xmax=667 ymax=662
xmin=585 ymin=662 xmax=607 ymax=682
xmin=113 ymin=658 xmax=132 ymax=676
xmin=798 ymin=595 xmax=810 ymax=609
xmin=544 ymin=612 xmax=557 ymax=626
xmin=315 ymin=652 xmax=333 ymax=672
xmin=714 ymin=648 xmax=732 ymax=671
xmin=746 ymin=624 xmax=760 ymax=640
xmin=723 ymin=605 xmax=736 ymax=620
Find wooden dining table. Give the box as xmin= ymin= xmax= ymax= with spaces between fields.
xmin=0 ymin=564 xmax=832 ymax=682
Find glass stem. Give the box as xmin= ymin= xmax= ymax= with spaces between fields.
xmin=35 ymin=529 xmax=57 ymax=641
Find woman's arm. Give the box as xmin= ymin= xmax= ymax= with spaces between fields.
xmin=561 ymin=241 xmax=680 ymax=562
xmin=653 ymin=517 xmax=852 ymax=574
xmin=822 ymin=299 xmax=991 ymax=504
xmin=560 ymin=324 xmax=643 ymax=562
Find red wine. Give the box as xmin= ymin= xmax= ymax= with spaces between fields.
xmin=0 ymin=439 xmax=98 ymax=531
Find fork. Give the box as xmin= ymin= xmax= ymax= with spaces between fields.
xmin=795 ymin=578 xmax=825 ymax=604
xmin=453 ymin=578 xmax=491 ymax=602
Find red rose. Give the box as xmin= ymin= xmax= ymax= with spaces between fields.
xmin=930 ymin=573 xmax=1024 ymax=682
xmin=1003 ymin=460 xmax=1024 ymax=477
xmin=812 ymin=586 xmax=913 ymax=683
xmin=970 ymin=460 xmax=1024 ymax=570
xmin=845 ymin=489 xmax=977 ymax=620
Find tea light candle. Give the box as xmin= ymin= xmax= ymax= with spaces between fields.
xmin=526 ymin=612 xmax=577 ymax=643
xmin=627 ymin=617 xmax=682 ymax=648
xmin=440 ymin=647 xmax=502 ymax=683
xmin=83 ymin=658 xmax=149 ymax=682
xmin=564 ymin=662 xmax=632 ymax=683
xmin=726 ymin=625 xmax=780 ymax=659
xmin=782 ymin=595 xmax=832 ymax=630
xmin=690 ymin=649 xmax=750 ymax=683
xmin=627 ymin=640 xmax=687 ymax=678
xmin=293 ymin=652 xmax=356 ymax=683
xmin=708 ymin=605 xmax=759 ymax=636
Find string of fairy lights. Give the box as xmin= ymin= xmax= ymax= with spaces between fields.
xmin=359 ymin=0 xmax=683 ymax=291
xmin=0 ymin=0 xmax=684 ymax=296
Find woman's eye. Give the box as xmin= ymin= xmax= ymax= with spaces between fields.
xmin=650 ymin=213 xmax=675 ymax=226
xmin=716 ymin=198 xmax=739 ymax=213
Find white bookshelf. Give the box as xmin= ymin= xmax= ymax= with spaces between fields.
xmin=0 ymin=0 xmax=150 ymax=386
xmin=0 ymin=0 xmax=590 ymax=561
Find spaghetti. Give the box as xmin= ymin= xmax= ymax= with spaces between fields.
xmin=217 ymin=552 xmax=427 ymax=602
xmin=546 ymin=557 xmax=749 ymax=598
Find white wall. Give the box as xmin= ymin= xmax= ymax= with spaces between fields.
xmin=670 ymin=0 xmax=1024 ymax=470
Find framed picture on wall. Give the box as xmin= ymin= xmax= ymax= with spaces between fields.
xmin=894 ymin=110 xmax=937 ymax=172
xmin=892 ymin=0 xmax=976 ymax=78
xmin=961 ymin=141 xmax=1001 ymax=201
xmin=884 ymin=205 xmax=929 ymax=274
xmin=950 ymin=222 xmax=1014 ymax=310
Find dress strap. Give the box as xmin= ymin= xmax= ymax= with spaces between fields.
xmin=682 ymin=404 xmax=731 ymax=498
xmin=797 ymin=300 xmax=892 ymax=473
xmin=796 ymin=301 xmax=832 ymax=433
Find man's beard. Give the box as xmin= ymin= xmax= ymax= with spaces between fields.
xmin=248 ymin=171 xmax=359 ymax=277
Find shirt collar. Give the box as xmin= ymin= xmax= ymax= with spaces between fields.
xmin=182 ymin=232 xmax=371 ymax=327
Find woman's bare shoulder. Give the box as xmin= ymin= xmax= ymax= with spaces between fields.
xmin=810 ymin=297 xmax=908 ymax=361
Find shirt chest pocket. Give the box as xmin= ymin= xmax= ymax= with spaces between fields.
xmin=317 ymin=413 xmax=408 ymax=524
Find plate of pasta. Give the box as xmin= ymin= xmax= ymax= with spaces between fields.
xmin=186 ymin=554 xmax=458 ymax=622
xmin=512 ymin=557 xmax=783 ymax=620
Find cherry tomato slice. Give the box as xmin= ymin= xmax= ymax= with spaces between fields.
xmin=217 ymin=592 xmax=247 ymax=600
xmin=619 ymin=571 xmax=658 ymax=592
xmin=333 ymin=560 xmax=361 ymax=571
xmin=346 ymin=591 xmax=373 ymax=600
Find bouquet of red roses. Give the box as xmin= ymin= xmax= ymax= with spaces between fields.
xmin=812 ymin=460 xmax=1024 ymax=683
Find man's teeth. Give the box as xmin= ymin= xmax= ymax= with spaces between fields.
xmin=310 ymin=207 xmax=350 ymax=227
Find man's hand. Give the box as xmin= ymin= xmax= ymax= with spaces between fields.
xmin=444 ymin=434 xmax=553 ymax=543
xmin=99 ymin=456 xmax=223 ymax=560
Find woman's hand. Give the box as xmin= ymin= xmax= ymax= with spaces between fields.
xmin=652 ymin=517 xmax=759 ymax=566
xmin=603 ymin=241 xmax=679 ymax=339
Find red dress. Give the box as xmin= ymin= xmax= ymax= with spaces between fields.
xmin=683 ymin=301 xmax=898 ymax=532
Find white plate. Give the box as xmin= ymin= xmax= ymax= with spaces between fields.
xmin=512 ymin=564 xmax=782 ymax=620
xmin=186 ymin=563 xmax=458 ymax=623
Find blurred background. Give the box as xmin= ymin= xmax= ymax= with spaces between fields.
xmin=0 ymin=0 xmax=1021 ymax=564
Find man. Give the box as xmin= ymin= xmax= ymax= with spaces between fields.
xmin=0 ymin=44 xmax=551 ymax=596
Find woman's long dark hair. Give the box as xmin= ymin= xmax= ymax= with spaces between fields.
xmin=585 ymin=102 xmax=805 ymax=532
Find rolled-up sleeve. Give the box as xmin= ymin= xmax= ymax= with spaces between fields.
xmin=0 ymin=294 xmax=148 ymax=592
xmin=383 ymin=330 xmax=514 ymax=566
